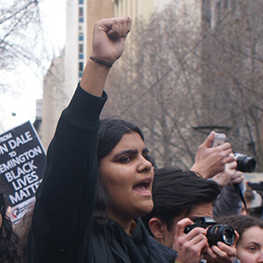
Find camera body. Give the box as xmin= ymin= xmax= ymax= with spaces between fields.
xmin=234 ymin=153 xmax=256 ymax=173
xmin=184 ymin=217 xmax=235 ymax=247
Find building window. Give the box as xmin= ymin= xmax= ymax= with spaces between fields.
xmin=79 ymin=36 xmax=84 ymax=41
xmin=79 ymin=54 xmax=84 ymax=59
xmin=79 ymin=25 xmax=83 ymax=35
xmin=79 ymin=17 xmax=84 ymax=23
xmin=79 ymin=72 xmax=83 ymax=78
xmin=79 ymin=62 xmax=84 ymax=71
xmin=79 ymin=0 xmax=84 ymax=4
xmin=79 ymin=44 xmax=83 ymax=53
xmin=79 ymin=7 xmax=83 ymax=17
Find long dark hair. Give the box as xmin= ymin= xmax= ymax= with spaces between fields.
xmin=0 ymin=194 xmax=21 ymax=262
xmin=93 ymin=118 xmax=144 ymax=228
xmin=15 ymin=207 xmax=34 ymax=263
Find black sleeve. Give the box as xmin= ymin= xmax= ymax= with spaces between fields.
xmin=27 ymin=84 xmax=107 ymax=263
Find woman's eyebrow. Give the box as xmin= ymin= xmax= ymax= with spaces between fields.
xmin=113 ymin=149 xmax=138 ymax=159
xmin=247 ymin=241 xmax=261 ymax=246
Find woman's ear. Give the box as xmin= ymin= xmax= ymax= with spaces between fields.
xmin=149 ymin=217 xmax=165 ymax=241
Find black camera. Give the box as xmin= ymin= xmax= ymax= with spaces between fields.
xmin=234 ymin=153 xmax=256 ymax=173
xmin=184 ymin=217 xmax=235 ymax=247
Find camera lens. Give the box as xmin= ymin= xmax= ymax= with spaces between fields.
xmin=207 ymin=225 xmax=235 ymax=247
xmin=234 ymin=153 xmax=256 ymax=173
xmin=241 ymin=157 xmax=256 ymax=172
xmin=222 ymin=227 xmax=235 ymax=245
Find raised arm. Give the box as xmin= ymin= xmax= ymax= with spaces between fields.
xmin=80 ymin=16 xmax=132 ymax=96
xmin=27 ymin=16 xmax=132 ymax=263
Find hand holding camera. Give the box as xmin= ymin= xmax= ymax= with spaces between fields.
xmin=174 ymin=217 xmax=237 ymax=263
xmin=184 ymin=217 xmax=235 ymax=247
xmin=173 ymin=218 xmax=209 ymax=263
xmin=183 ymin=217 xmax=238 ymax=263
xmin=210 ymin=133 xmax=256 ymax=188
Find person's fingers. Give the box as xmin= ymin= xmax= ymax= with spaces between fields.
xmin=210 ymin=244 xmax=229 ymax=259
xmin=231 ymin=171 xmax=243 ymax=180
xmin=184 ymin=227 xmax=207 ymax=240
xmin=106 ymin=16 xmax=132 ymax=38
xmin=233 ymin=231 xmax=239 ymax=245
xmin=231 ymin=171 xmax=244 ymax=184
xmin=204 ymin=247 xmax=217 ymax=261
xmin=175 ymin=218 xmax=194 ymax=237
xmin=216 ymin=241 xmax=237 ymax=258
xmin=202 ymin=131 xmax=216 ymax=148
xmin=224 ymin=153 xmax=236 ymax=164
xmin=91 ymin=16 xmax=132 ymax=64
xmin=225 ymin=159 xmax=237 ymax=170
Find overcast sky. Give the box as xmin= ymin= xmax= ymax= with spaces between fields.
xmin=0 ymin=0 xmax=66 ymax=134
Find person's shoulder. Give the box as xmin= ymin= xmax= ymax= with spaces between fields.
xmin=148 ymin=236 xmax=178 ymax=262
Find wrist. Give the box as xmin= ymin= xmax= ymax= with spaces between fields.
xmin=90 ymin=56 xmax=113 ymax=67
xmin=191 ymin=164 xmax=207 ymax=179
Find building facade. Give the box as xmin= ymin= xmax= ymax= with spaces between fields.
xmin=37 ymin=52 xmax=66 ymax=150
xmin=39 ymin=0 xmax=161 ymax=149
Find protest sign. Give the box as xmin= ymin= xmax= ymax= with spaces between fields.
xmin=0 ymin=121 xmax=45 ymax=223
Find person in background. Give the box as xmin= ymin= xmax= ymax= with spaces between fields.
xmin=0 ymin=192 xmax=21 ymax=262
xmin=246 ymin=182 xmax=263 ymax=219
xmin=147 ymin=131 xmax=245 ymax=220
xmin=15 ymin=208 xmax=34 ymax=263
xmin=190 ymin=131 xmax=245 ymax=218
xmin=141 ymin=167 xmax=239 ymax=263
xmin=218 ymin=215 xmax=263 ymax=263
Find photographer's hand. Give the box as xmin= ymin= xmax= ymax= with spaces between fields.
xmin=212 ymin=157 xmax=237 ymax=187
xmin=230 ymin=170 xmax=244 ymax=185
xmin=191 ymin=131 xmax=234 ymax=179
xmin=212 ymin=157 xmax=244 ymax=187
xmin=203 ymin=232 xmax=238 ymax=263
xmin=173 ymin=218 xmax=209 ymax=263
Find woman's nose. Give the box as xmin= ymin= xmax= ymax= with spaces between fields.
xmin=138 ymin=155 xmax=153 ymax=172
xmin=258 ymin=250 xmax=263 ymax=262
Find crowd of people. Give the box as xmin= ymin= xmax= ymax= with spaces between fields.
xmin=0 ymin=16 xmax=263 ymax=263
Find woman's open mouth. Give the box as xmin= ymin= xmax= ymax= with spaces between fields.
xmin=133 ymin=178 xmax=152 ymax=196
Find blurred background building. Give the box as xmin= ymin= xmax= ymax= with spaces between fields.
xmin=36 ymin=0 xmax=246 ymax=150
xmin=37 ymin=0 xmax=161 ymax=149
xmin=34 ymin=0 xmax=263 ymax=181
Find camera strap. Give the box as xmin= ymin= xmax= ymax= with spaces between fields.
xmin=234 ymin=183 xmax=248 ymax=213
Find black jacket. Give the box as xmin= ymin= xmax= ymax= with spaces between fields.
xmin=90 ymin=218 xmax=177 ymax=262
xmin=26 ymin=84 xmax=177 ymax=263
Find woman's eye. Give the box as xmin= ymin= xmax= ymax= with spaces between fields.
xmin=120 ymin=156 xmax=131 ymax=163
xmin=248 ymin=246 xmax=257 ymax=253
